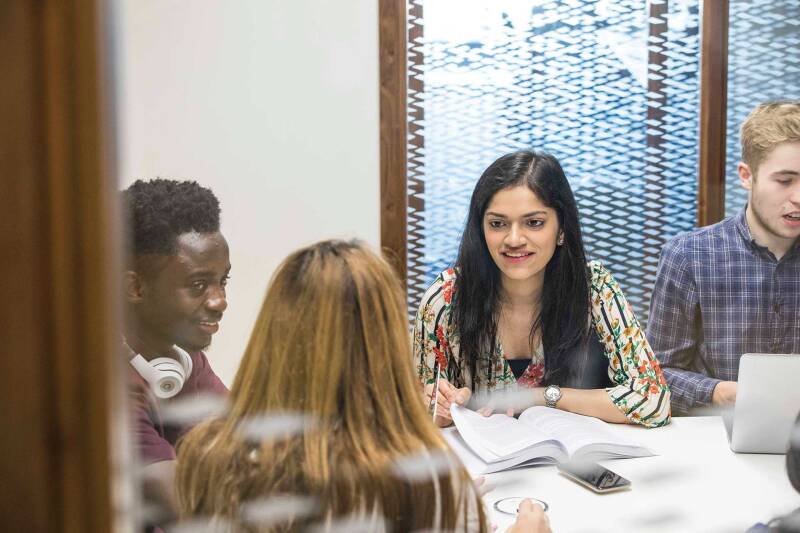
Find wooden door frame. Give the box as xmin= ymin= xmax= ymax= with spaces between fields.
xmin=698 ymin=0 xmax=729 ymax=226
xmin=378 ymin=0 xmax=731 ymax=287
xmin=379 ymin=0 xmax=409 ymax=285
xmin=0 ymin=1 xmax=132 ymax=531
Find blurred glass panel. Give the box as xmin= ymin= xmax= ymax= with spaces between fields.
xmin=725 ymin=1 xmax=800 ymax=216
xmin=407 ymin=0 xmax=700 ymax=325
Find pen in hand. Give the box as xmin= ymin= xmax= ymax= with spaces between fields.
xmin=427 ymin=366 xmax=472 ymax=427
xmin=429 ymin=363 xmax=441 ymax=422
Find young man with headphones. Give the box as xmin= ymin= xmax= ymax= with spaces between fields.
xmin=122 ymin=179 xmax=230 ymax=526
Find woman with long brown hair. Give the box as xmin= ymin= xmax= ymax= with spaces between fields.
xmin=175 ymin=240 xmax=548 ymax=532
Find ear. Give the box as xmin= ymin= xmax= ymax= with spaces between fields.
xmin=124 ymin=270 xmax=145 ymax=303
xmin=738 ymin=162 xmax=754 ymax=192
xmin=557 ymin=231 xmax=565 ymax=246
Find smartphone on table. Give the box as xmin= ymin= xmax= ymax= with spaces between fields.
xmin=557 ymin=461 xmax=631 ymax=493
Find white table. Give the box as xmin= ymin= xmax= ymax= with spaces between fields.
xmin=481 ymin=417 xmax=800 ymax=532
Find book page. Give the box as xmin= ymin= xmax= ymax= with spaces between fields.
xmin=517 ymin=406 xmax=650 ymax=459
xmin=441 ymin=428 xmax=489 ymax=477
xmin=450 ymin=405 xmax=555 ymax=460
xmin=442 ymin=427 xmax=562 ymax=475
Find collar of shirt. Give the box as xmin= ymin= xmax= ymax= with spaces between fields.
xmin=733 ymin=205 xmax=800 ymax=262
xmin=733 ymin=206 xmax=768 ymax=256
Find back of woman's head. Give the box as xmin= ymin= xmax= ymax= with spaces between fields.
xmin=177 ymin=239 xmax=485 ymax=532
xmin=454 ymin=150 xmax=590 ymax=386
xmin=229 ymin=239 xmax=417 ymax=424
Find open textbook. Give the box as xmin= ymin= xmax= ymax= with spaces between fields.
xmin=445 ymin=405 xmax=653 ymax=475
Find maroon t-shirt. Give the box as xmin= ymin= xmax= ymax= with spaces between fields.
xmin=130 ymin=351 xmax=228 ymax=464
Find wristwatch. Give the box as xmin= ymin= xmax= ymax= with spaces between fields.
xmin=544 ymin=385 xmax=562 ymax=408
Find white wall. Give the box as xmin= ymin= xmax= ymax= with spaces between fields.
xmin=115 ymin=0 xmax=380 ymax=385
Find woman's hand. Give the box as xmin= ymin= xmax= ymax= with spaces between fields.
xmin=423 ymin=378 xmax=471 ymax=427
xmin=473 ymin=476 xmax=495 ymax=496
xmin=506 ymin=499 xmax=551 ymax=533
xmin=476 ymin=403 xmax=516 ymax=418
xmin=472 ymin=388 xmax=525 ymax=418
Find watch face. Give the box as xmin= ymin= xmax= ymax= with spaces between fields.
xmin=545 ymin=387 xmax=559 ymax=402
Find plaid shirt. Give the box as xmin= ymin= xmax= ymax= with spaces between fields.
xmin=647 ymin=208 xmax=800 ymax=413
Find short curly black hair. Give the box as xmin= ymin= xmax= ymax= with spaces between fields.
xmin=122 ymin=178 xmax=221 ymax=257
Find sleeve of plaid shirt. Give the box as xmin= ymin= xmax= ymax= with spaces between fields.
xmin=647 ymin=238 xmax=721 ymax=413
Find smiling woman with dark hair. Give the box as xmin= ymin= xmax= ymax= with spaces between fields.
xmin=414 ymin=150 xmax=671 ymax=428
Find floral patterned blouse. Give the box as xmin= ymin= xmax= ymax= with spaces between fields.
xmin=413 ymin=261 xmax=671 ymax=428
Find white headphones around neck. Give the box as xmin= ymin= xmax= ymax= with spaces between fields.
xmin=128 ymin=344 xmax=194 ymax=399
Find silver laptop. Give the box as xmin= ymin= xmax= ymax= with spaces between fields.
xmin=727 ymin=354 xmax=800 ymax=454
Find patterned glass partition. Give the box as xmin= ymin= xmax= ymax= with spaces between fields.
xmin=724 ymin=0 xmax=800 ymax=216
xmin=406 ymin=0 xmax=700 ymax=326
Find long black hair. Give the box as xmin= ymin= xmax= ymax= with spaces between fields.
xmin=451 ymin=150 xmax=591 ymax=388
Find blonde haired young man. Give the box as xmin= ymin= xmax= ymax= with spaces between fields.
xmin=647 ymin=101 xmax=800 ymax=414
